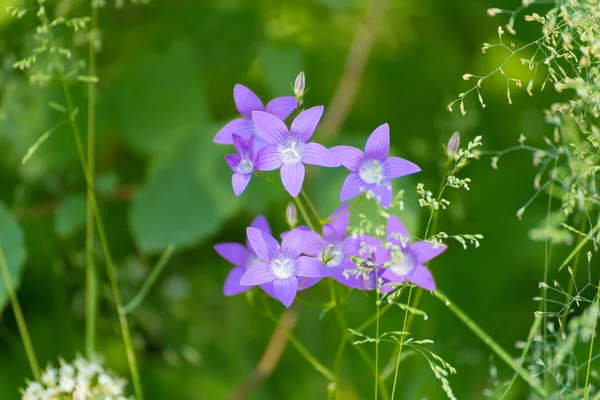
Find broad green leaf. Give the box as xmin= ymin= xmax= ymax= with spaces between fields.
xmin=54 ymin=193 xmax=87 ymax=238
xmin=0 ymin=203 xmax=27 ymax=316
xmin=130 ymin=125 xmax=241 ymax=254
xmin=115 ymin=40 xmax=209 ymax=155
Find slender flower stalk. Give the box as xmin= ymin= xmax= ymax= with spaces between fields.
xmin=0 ymin=241 xmax=40 ymax=381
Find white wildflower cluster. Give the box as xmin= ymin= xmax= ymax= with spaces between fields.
xmin=417 ymin=183 xmax=450 ymax=210
xmin=21 ymin=355 xmax=130 ymax=400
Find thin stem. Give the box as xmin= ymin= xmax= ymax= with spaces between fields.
xmin=261 ymin=299 xmax=334 ymax=381
xmin=436 ymin=289 xmax=547 ymax=397
xmin=375 ymin=289 xmax=381 ymax=400
xmin=560 ymin=215 xmax=587 ymax=331
xmin=85 ymin=1 xmax=98 ymax=359
xmin=390 ymin=287 xmax=414 ymax=399
xmin=123 ymin=244 xmax=175 ymax=314
xmin=0 ymin=241 xmax=40 ymax=380
xmin=301 ymin=190 xmax=322 ymax=231
xmin=330 ymin=281 xmax=348 ymax=399
xmin=42 ymin=13 xmax=144 ymax=397
xmin=293 ymin=196 xmax=318 ymax=233
xmin=583 ymin=275 xmax=600 ymax=400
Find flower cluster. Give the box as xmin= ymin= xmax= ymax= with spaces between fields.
xmin=21 ymin=355 xmax=130 ymax=400
xmin=213 ymin=74 xmax=441 ymax=308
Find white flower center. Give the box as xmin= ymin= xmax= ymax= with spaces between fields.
xmin=279 ymin=141 xmax=304 ymax=164
xmin=238 ymin=159 xmax=254 ymax=174
xmin=320 ymin=243 xmax=343 ymax=267
xmin=388 ymin=253 xmax=414 ymax=276
xmin=246 ymin=255 xmax=260 ymax=270
xmin=359 ymin=159 xmax=385 ymax=185
xmin=270 ymin=257 xmax=296 ymax=279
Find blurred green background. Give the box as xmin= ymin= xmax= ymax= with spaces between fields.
xmin=0 ymin=0 xmax=595 ymax=398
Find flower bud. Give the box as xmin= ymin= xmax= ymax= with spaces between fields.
xmin=447 ymin=131 xmax=460 ymax=159
xmin=286 ymin=202 xmax=298 ymax=228
xmin=293 ymin=71 xmax=305 ymax=99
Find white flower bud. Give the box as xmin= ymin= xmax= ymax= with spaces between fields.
xmin=286 ymin=202 xmax=298 ymax=228
xmin=293 ymin=71 xmax=305 ymax=99
xmin=447 ymin=131 xmax=460 ymax=159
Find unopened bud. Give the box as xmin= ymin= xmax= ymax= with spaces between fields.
xmin=286 ymin=202 xmax=298 ymax=228
xmin=293 ymin=71 xmax=305 ymax=99
xmin=447 ymin=131 xmax=460 ymax=159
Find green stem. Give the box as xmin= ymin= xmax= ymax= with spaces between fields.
xmin=301 ymin=190 xmax=323 ymax=231
xmin=560 ymin=215 xmax=587 ymax=331
xmin=40 ymin=9 xmax=144 ymax=397
xmin=123 ymin=244 xmax=175 ymax=314
xmin=85 ymin=1 xmax=98 ymax=359
xmin=293 ymin=196 xmax=318 ymax=233
xmin=583 ymin=275 xmax=600 ymax=400
xmin=558 ymin=221 xmax=600 ymax=271
xmin=330 ymin=281 xmax=348 ymax=399
xmin=261 ymin=298 xmax=334 ymax=381
xmin=0 ymin=241 xmax=40 ymax=380
xmin=436 ymin=289 xmax=547 ymax=397
xmin=390 ymin=287 xmax=414 ymax=399
xmin=375 ymin=289 xmax=381 ymax=400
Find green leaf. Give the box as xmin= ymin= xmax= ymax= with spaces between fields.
xmin=259 ymin=45 xmax=302 ymax=97
xmin=54 ymin=193 xmax=87 ymax=238
xmin=130 ymin=125 xmax=241 ymax=254
xmin=0 ymin=203 xmax=27 ymax=316
xmin=115 ymin=40 xmax=209 ymax=155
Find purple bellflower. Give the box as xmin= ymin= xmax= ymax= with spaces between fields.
xmin=240 ymin=227 xmax=328 ymax=307
xmin=331 ymin=123 xmax=421 ymax=208
xmin=375 ymin=215 xmax=446 ymax=291
xmin=253 ymin=106 xmax=341 ymax=197
xmin=214 ymin=215 xmax=277 ymax=298
xmin=224 ymin=134 xmax=259 ymax=196
xmin=213 ymin=84 xmax=298 ymax=151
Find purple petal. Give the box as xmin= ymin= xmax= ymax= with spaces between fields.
xmin=234 ymin=84 xmax=264 ymax=118
xmin=295 ymin=256 xmax=327 ymax=277
xmin=368 ymin=181 xmax=393 ymax=208
xmin=330 ymin=146 xmax=364 ymax=173
xmin=273 ymin=276 xmax=298 ymax=308
xmin=302 ymin=230 xmax=325 ymax=257
xmin=266 ymin=96 xmax=298 ymax=121
xmin=302 ymin=143 xmax=340 ymax=167
xmin=246 ymin=227 xmax=280 ymax=261
xmin=240 ymin=262 xmax=276 ymax=286
xmin=224 ymin=266 xmax=249 ymax=296
xmin=339 ymin=173 xmax=364 ymax=202
xmin=260 ymin=282 xmax=278 ymax=299
xmin=252 ymin=111 xmax=289 ymax=146
xmin=410 ymin=241 xmax=447 ymax=264
xmin=384 ymin=156 xmax=421 ymax=179
xmin=250 ymin=215 xmax=272 ymax=235
xmin=344 ymin=235 xmax=384 ymax=258
xmin=232 ymin=172 xmax=251 ymax=196
xmin=214 ymin=243 xmax=248 ymax=265
xmin=386 ymin=214 xmax=411 ymax=248
xmin=364 ymin=123 xmax=390 ymax=161
xmin=324 ymin=204 xmax=349 ymax=243
xmin=280 ymin=163 xmax=305 ymax=197
xmin=225 ymin=154 xmax=241 ymax=172
xmin=403 ymin=265 xmax=436 ymax=291
xmin=290 ymin=106 xmax=324 ymax=142
xmin=281 ymin=227 xmax=309 ymax=259
xmin=232 ymin=134 xmax=253 ymax=157
xmin=213 ymin=118 xmax=256 ymax=144
xmin=256 ymin=145 xmax=283 ymax=171
xmin=330 ymin=260 xmax=363 ymax=288
xmin=298 ymin=277 xmax=321 ymax=290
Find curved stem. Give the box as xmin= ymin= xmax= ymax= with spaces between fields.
xmin=85 ymin=1 xmax=98 ymax=359
xmin=583 ymin=275 xmax=600 ymax=400
xmin=0 ymin=242 xmax=40 ymax=380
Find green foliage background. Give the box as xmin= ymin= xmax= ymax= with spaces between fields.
xmin=0 ymin=0 xmax=595 ymax=398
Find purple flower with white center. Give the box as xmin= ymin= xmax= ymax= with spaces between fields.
xmin=375 ymin=215 xmax=447 ymax=291
xmin=331 ymin=123 xmax=421 ymax=208
xmin=253 ymin=106 xmax=341 ymax=197
xmin=214 ymin=215 xmax=277 ymax=298
xmin=213 ymin=84 xmax=298 ymax=151
xmin=224 ymin=134 xmax=258 ymax=196
xmin=240 ymin=227 xmax=328 ymax=307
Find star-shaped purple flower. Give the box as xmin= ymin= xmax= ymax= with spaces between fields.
xmin=224 ymin=134 xmax=258 ymax=196
xmin=213 ymin=84 xmax=298 ymax=151
xmin=375 ymin=215 xmax=447 ymax=291
xmin=331 ymin=123 xmax=421 ymax=208
xmin=240 ymin=227 xmax=328 ymax=307
xmin=253 ymin=106 xmax=341 ymax=197
xmin=214 ymin=215 xmax=277 ymax=298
